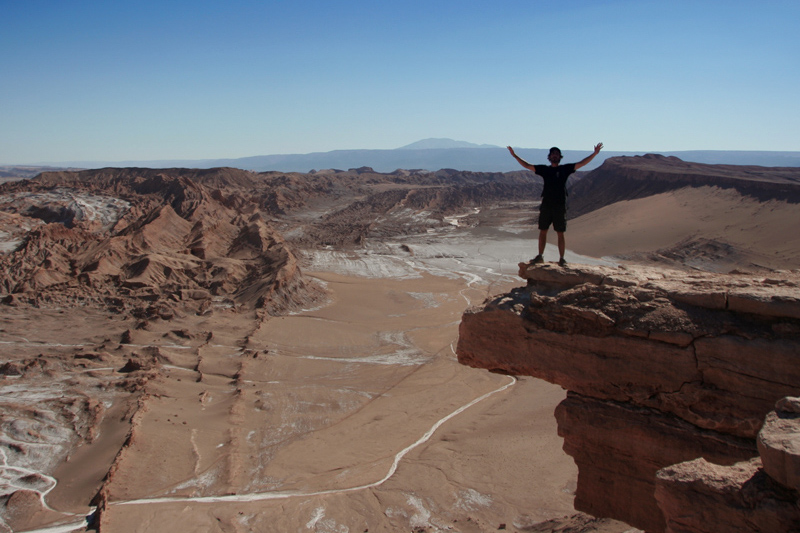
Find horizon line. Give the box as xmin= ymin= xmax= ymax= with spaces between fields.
xmin=6 ymin=146 xmax=800 ymax=169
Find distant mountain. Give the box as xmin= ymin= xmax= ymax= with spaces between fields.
xmin=0 ymin=165 xmax=83 ymax=180
xmin=396 ymin=138 xmax=500 ymax=150
xmin=29 ymin=140 xmax=800 ymax=174
xmin=203 ymin=147 xmax=800 ymax=173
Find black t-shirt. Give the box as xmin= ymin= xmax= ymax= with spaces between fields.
xmin=533 ymin=163 xmax=576 ymax=206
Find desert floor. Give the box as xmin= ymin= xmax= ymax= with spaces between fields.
xmin=2 ymin=208 xmax=601 ymax=533
xmin=7 ymin=184 xmax=796 ymax=532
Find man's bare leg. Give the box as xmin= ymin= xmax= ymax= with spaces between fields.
xmin=557 ymin=231 xmax=565 ymax=261
xmin=539 ymin=229 xmax=548 ymax=256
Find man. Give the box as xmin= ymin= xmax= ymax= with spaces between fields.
xmin=507 ymin=143 xmax=603 ymax=266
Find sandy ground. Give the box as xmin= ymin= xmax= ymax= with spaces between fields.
xmin=3 ymin=212 xmax=623 ymax=533
xmin=90 ymin=273 xmax=580 ymax=532
xmin=568 ymin=185 xmax=800 ymax=272
xmin=8 ymin=183 xmax=790 ymax=532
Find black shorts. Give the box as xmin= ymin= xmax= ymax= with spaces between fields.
xmin=538 ymin=202 xmax=567 ymax=232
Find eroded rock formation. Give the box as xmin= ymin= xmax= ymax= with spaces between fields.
xmin=0 ymin=168 xmax=323 ymax=315
xmin=457 ymin=263 xmax=800 ymax=532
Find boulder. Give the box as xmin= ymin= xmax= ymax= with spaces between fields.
xmin=758 ymin=397 xmax=800 ymax=492
xmin=655 ymin=458 xmax=800 ymax=533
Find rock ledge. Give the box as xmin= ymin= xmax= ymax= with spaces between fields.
xmin=457 ymin=263 xmax=800 ymax=533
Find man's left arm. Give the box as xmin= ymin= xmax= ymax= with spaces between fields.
xmin=574 ymin=142 xmax=604 ymax=170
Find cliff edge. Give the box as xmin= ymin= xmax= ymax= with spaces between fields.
xmin=456 ymin=263 xmax=800 ymax=533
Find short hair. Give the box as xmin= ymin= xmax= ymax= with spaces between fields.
xmin=549 ymin=147 xmax=561 ymax=155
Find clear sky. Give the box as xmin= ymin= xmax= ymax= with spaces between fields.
xmin=2 ymin=0 xmax=798 ymax=164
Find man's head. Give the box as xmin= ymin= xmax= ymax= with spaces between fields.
xmin=548 ymin=147 xmax=562 ymax=165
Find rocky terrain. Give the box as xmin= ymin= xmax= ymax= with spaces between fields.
xmin=1 ymin=155 xmax=799 ymax=532
xmin=0 ymin=168 xmax=322 ymax=315
xmin=457 ymin=263 xmax=800 ymax=532
xmin=0 ymin=164 xmax=563 ymax=532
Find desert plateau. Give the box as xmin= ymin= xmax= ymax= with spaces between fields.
xmin=1 ymin=156 xmax=799 ymax=533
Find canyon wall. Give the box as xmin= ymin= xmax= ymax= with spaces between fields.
xmin=456 ymin=263 xmax=800 ymax=532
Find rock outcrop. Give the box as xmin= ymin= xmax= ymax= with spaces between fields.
xmin=0 ymin=168 xmax=324 ymax=315
xmin=456 ymin=263 xmax=800 ymax=532
xmin=654 ymin=456 xmax=800 ymax=533
xmin=655 ymin=397 xmax=800 ymax=533
xmin=758 ymin=397 xmax=800 ymax=493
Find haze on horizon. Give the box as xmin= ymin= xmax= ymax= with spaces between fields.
xmin=2 ymin=0 xmax=798 ymax=165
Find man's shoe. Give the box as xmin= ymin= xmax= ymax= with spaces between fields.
xmin=558 ymin=257 xmax=567 ymax=267
xmin=531 ymin=254 xmax=544 ymax=264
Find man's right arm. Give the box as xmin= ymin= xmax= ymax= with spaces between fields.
xmin=507 ymin=146 xmax=537 ymax=172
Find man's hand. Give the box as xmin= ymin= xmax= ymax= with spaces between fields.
xmin=507 ymin=146 xmax=535 ymax=171
xmin=575 ymin=142 xmax=604 ymax=170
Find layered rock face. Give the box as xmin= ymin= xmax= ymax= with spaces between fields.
xmin=456 ymin=263 xmax=800 ymax=532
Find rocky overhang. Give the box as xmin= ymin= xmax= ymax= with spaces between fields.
xmin=456 ymin=263 xmax=800 ymax=533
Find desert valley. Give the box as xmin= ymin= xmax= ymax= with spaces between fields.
xmin=1 ymin=155 xmax=799 ymax=533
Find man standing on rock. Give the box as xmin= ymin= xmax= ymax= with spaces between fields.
xmin=507 ymin=143 xmax=603 ymax=266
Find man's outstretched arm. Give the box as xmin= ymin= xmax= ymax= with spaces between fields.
xmin=574 ymin=143 xmax=604 ymax=170
xmin=507 ymin=146 xmax=536 ymax=171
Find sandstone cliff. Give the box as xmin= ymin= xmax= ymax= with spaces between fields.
xmin=457 ymin=263 xmax=800 ymax=532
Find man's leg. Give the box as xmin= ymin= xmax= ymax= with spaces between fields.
xmin=557 ymin=231 xmax=565 ymax=260
xmin=539 ymin=229 xmax=548 ymax=256
xmin=535 ymin=203 xmax=553 ymax=263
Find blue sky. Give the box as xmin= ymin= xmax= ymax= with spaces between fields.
xmin=2 ymin=0 xmax=798 ymax=164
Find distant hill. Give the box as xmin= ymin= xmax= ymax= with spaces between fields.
xmin=24 ymin=140 xmax=800 ymax=173
xmin=200 ymin=147 xmax=800 ymax=173
xmin=568 ymin=154 xmax=800 ymax=219
xmin=0 ymin=165 xmax=84 ymax=181
xmin=396 ymin=138 xmax=500 ymax=150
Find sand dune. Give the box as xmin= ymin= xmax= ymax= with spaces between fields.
xmin=569 ymin=185 xmax=800 ymax=272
